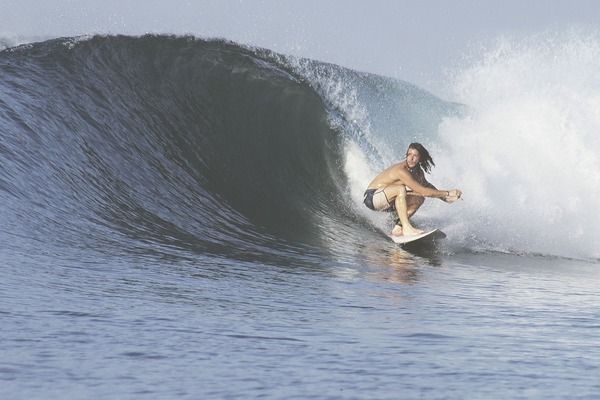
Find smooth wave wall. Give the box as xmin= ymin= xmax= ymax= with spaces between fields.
xmin=0 ymin=35 xmax=349 ymax=261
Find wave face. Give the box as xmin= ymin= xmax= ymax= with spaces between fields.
xmin=0 ymin=35 xmax=455 ymax=263
xmin=5 ymin=33 xmax=594 ymax=262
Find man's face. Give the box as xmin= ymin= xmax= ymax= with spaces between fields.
xmin=406 ymin=148 xmax=421 ymax=168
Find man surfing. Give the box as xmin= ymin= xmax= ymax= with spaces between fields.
xmin=363 ymin=143 xmax=462 ymax=237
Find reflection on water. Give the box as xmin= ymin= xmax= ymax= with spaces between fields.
xmin=352 ymin=232 xmax=450 ymax=284
xmin=358 ymin=242 xmax=421 ymax=284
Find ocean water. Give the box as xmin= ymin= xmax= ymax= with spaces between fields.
xmin=1 ymin=34 xmax=599 ymax=399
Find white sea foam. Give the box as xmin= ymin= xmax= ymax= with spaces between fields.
xmin=429 ymin=31 xmax=600 ymax=259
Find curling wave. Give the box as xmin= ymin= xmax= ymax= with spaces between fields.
xmin=0 ymin=35 xmax=482 ymax=263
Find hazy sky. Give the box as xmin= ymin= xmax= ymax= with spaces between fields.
xmin=2 ymin=0 xmax=600 ymax=94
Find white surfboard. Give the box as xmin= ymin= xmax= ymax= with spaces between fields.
xmin=387 ymin=229 xmax=445 ymax=245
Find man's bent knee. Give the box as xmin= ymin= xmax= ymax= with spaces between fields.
xmin=388 ymin=184 xmax=407 ymax=199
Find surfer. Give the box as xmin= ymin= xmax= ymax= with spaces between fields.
xmin=363 ymin=143 xmax=462 ymax=236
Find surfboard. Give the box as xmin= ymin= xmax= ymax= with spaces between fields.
xmin=387 ymin=229 xmax=445 ymax=245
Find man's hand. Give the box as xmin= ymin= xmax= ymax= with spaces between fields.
xmin=445 ymin=189 xmax=462 ymax=203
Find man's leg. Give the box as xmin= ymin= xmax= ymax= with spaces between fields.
xmin=391 ymin=195 xmax=425 ymax=235
xmin=406 ymin=194 xmax=425 ymax=218
xmin=382 ymin=185 xmax=424 ymax=236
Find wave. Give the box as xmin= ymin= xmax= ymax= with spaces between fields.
xmin=4 ymin=33 xmax=592 ymax=262
xmin=0 ymin=35 xmax=455 ymax=263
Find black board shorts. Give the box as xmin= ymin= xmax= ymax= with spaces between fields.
xmin=363 ymin=188 xmax=396 ymax=212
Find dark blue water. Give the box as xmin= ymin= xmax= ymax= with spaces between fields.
xmin=4 ymin=249 xmax=600 ymax=399
xmin=2 ymin=35 xmax=599 ymax=399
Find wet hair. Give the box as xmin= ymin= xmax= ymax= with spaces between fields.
xmin=407 ymin=142 xmax=435 ymax=174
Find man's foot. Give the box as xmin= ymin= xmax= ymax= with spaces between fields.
xmin=391 ymin=225 xmax=403 ymax=236
xmin=402 ymin=226 xmax=424 ymax=236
